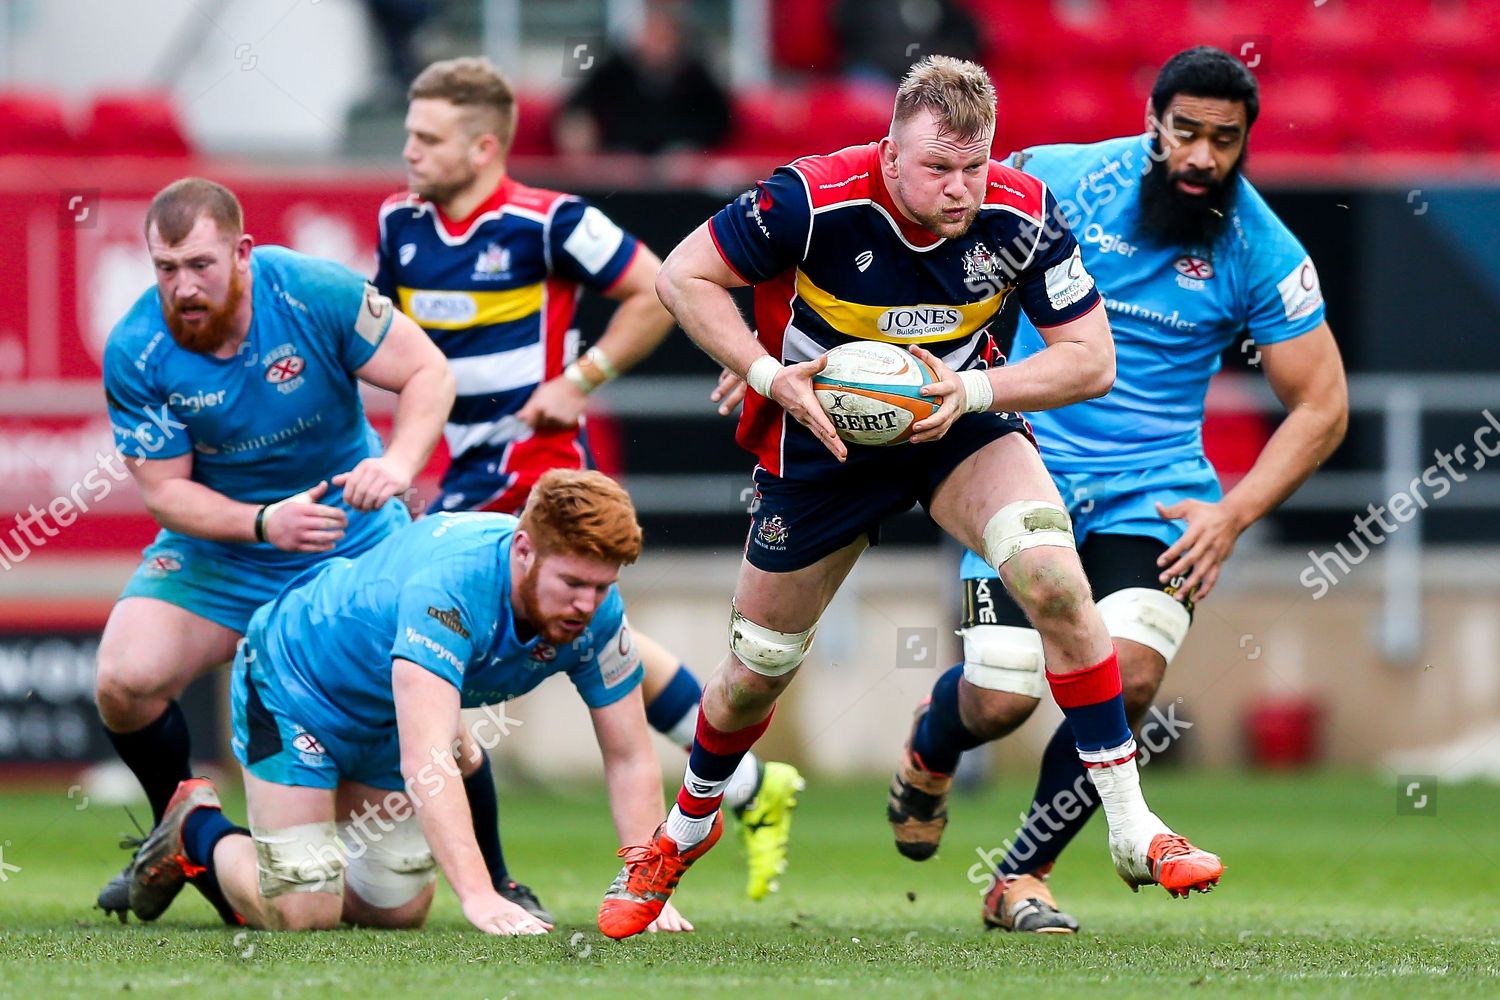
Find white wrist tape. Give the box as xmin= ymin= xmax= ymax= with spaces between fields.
xmin=746 ymin=355 xmax=784 ymax=398
xmin=585 ymin=346 xmax=620 ymax=381
xmin=958 ymin=369 xmax=994 ymax=413
xmin=564 ymin=362 xmax=597 ymax=394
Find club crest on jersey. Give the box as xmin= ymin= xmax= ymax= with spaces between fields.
xmin=963 ymin=242 xmax=1000 ymax=279
xmin=1174 ymin=256 xmax=1214 ymax=279
xmin=262 ymin=343 xmax=307 ymax=394
xmin=472 ymin=242 xmax=511 ymax=280
xmin=755 ymin=514 xmax=790 ymax=549
xmin=530 ymin=642 xmax=557 ymax=663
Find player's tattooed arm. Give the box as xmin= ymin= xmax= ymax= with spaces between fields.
xmin=343 ymin=313 xmax=456 ymax=510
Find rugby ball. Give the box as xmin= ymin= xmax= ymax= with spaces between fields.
xmin=812 ymin=342 xmax=940 ymax=447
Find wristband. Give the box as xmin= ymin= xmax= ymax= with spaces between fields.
xmin=563 ymin=362 xmax=598 ymax=394
xmin=958 ymin=369 xmax=994 ymax=414
xmin=746 ymin=355 xmax=784 ymax=398
xmin=256 ymin=488 xmax=314 ymax=545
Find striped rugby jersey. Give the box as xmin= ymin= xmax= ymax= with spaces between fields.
xmin=708 ymin=142 xmax=1102 ymax=475
xmin=374 ymin=176 xmax=640 ymax=464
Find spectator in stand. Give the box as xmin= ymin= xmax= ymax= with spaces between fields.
xmin=554 ymin=1 xmax=731 ymax=156
xmin=835 ymin=0 xmax=984 ymax=83
xmin=360 ymin=0 xmax=435 ymax=111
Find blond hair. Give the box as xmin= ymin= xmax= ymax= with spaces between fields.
xmin=519 ymin=469 xmax=643 ymax=566
xmin=892 ymin=55 xmax=996 ymax=141
xmin=408 ymin=57 xmax=518 ymax=152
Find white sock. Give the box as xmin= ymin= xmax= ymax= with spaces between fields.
xmin=721 ymin=752 xmax=762 ymax=810
xmin=665 ymin=762 xmax=734 ymax=847
xmin=666 ymin=705 xmax=698 ymax=748
xmin=1079 ymin=739 xmax=1160 ymax=842
xmin=665 ymin=803 xmax=719 ymax=848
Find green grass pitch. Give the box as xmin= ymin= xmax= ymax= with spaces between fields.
xmin=1 ymin=772 xmax=1497 ymax=998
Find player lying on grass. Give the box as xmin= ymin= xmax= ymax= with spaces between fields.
xmin=889 ymin=47 xmax=1348 ymax=933
xmin=127 ymin=470 xmax=691 ymax=934
xmin=95 ymin=177 xmax=454 ymax=923
xmin=596 ymin=55 xmax=1222 ymax=941
xmin=380 ymin=57 xmax=802 ymax=917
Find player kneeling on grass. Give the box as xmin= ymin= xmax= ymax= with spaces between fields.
xmin=126 ymin=470 xmax=691 ymax=934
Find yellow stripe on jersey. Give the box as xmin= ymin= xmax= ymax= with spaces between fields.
xmin=397 ymin=284 xmax=544 ymax=330
xmin=793 ymin=269 xmax=1007 ymax=344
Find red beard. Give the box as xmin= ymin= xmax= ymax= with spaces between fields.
xmin=165 ymin=267 xmax=245 ymax=354
xmin=516 ymin=563 xmax=586 ymax=646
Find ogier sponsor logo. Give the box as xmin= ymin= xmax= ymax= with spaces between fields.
xmin=168 ymin=389 xmax=226 ymax=412
xmin=876 ymin=305 xmax=963 ymax=339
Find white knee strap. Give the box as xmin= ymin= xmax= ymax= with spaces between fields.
xmin=728 ymin=600 xmax=815 ymax=677
xmin=341 ymin=810 xmax=436 ymax=910
xmin=981 ymin=500 xmax=1075 ymax=570
xmin=1096 ymin=587 xmax=1192 ymax=665
xmin=253 ymin=821 xmax=345 ymax=898
xmin=960 ymin=624 xmax=1047 ymax=699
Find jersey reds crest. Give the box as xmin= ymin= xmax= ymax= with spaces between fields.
xmin=263 ymin=343 xmax=308 ymax=394
xmin=1174 ymin=256 xmax=1214 ymax=279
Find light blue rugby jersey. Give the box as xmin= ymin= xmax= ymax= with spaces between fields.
xmin=1007 ymin=134 xmax=1327 ymax=472
xmin=248 ymin=512 xmax=644 ymax=741
xmin=102 ymin=245 xmax=406 ymax=565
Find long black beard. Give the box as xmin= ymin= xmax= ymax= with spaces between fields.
xmin=1137 ymin=139 xmax=1244 ymax=252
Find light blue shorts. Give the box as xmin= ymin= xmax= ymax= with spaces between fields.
xmin=118 ymin=502 xmax=409 ymax=633
xmin=229 ymin=630 xmax=404 ymax=792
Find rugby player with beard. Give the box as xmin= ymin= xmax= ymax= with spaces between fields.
xmin=887 ymin=47 xmax=1348 ymax=933
xmin=94 ymin=177 xmax=454 ymax=924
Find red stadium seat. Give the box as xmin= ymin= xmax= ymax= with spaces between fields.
xmin=1001 ymin=71 xmax=1141 ymax=152
xmin=1289 ymin=0 xmax=1384 ymax=73
xmin=804 ymin=80 xmax=894 ymax=153
xmin=78 ymin=92 xmax=192 ymax=157
xmin=1253 ymin=73 xmax=1350 ymax=155
xmin=725 ymin=85 xmax=817 ymax=158
xmin=1364 ymin=72 xmax=1471 ymax=153
xmin=1471 ymin=77 xmax=1500 ymax=153
xmin=769 ymin=0 xmax=838 ymax=73
xmin=0 ymin=91 xmax=74 ymax=155
xmin=511 ymin=91 xmax=558 ymax=156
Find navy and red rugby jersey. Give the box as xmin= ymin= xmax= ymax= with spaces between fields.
xmin=374 ymin=176 xmax=640 ymax=463
xmin=709 ymin=142 xmax=1102 ymax=475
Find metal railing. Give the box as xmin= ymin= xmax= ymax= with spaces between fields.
xmin=589 ymin=371 xmax=1500 ymax=661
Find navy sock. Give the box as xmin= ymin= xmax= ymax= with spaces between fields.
xmin=182 ymin=806 xmax=245 ymax=884
xmin=105 ymin=701 xmax=193 ymax=823
xmin=997 ymin=719 xmax=1099 ymax=877
xmin=644 ymin=665 xmax=702 ymax=744
xmin=909 ymin=664 xmax=986 ymax=774
xmin=464 ymin=752 xmax=510 ymax=887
